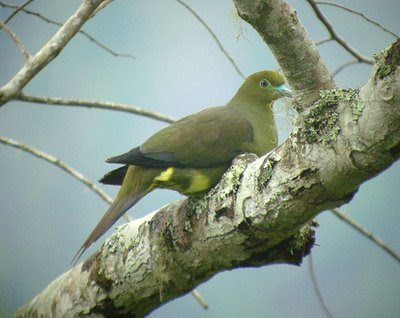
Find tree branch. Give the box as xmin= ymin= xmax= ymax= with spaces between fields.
xmin=89 ymin=0 xmax=114 ymax=19
xmin=306 ymin=0 xmax=374 ymax=65
xmin=0 ymin=136 xmax=112 ymax=204
xmin=316 ymin=1 xmax=399 ymax=39
xmin=174 ymin=0 xmax=245 ymax=79
xmin=1 ymin=0 xmax=34 ymax=25
xmin=315 ymin=37 xmax=332 ymax=46
xmin=190 ymin=290 xmax=209 ymax=310
xmin=0 ymin=20 xmax=31 ymax=61
xmin=0 ymin=0 xmax=106 ymax=106
xmin=0 ymin=1 xmax=136 ymax=60
xmin=0 ymin=136 xmax=135 ymax=223
xmin=332 ymin=59 xmax=359 ymax=78
xmin=331 ymin=208 xmax=400 ymax=263
xmin=17 ymin=93 xmax=176 ymax=124
xmin=233 ymin=0 xmax=336 ymax=109
xmin=15 ymin=38 xmax=400 ymax=317
xmin=308 ymin=254 xmax=334 ymax=318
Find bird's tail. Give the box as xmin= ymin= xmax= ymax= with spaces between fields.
xmin=72 ymin=166 xmax=160 ymax=264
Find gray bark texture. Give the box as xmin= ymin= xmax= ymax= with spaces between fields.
xmin=15 ymin=0 xmax=400 ymax=317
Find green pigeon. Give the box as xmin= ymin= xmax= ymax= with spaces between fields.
xmin=74 ymin=70 xmax=291 ymax=262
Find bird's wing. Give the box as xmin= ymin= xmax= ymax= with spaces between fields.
xmin=99 ymin=165 xmax=129 ymax=185
xmin=107 ymin=106 xmax=254 ymax=168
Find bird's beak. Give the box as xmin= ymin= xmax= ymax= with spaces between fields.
xmin=275 ymin=85 xmax=292 ymax=98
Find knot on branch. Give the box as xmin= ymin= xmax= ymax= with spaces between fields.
xmin=374 ymin=39 xmax=400 ymax=81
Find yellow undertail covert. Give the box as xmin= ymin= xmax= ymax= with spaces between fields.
xmin=153 ymin=167 xmax=212 ymax=195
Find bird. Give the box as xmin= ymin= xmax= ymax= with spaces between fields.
xmin=73 ymin=70 xmax=292 ymax=262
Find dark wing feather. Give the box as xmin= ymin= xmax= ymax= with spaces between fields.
xmin=106 ymin=147 xmax=187 ymax=167
xmin=99 ymin=165 xmax=129 ymax=185
xmin=105 ymin=106 xmax=254 ymax=169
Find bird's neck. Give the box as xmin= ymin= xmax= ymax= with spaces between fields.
xmin=227 ymin=95 xmax=278 ymax=155
xmin=227 ymin=93 xmax=274 ymax=118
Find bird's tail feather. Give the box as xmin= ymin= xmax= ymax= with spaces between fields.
xmin=72 ymin=166 xmax=160 ymax=264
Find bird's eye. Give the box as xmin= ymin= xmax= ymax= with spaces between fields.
xmin=259 ymin=79 xmax=270 ymax=88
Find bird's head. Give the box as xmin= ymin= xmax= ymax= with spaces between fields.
xmin=230 ymin=70 xmax=292 ymax=107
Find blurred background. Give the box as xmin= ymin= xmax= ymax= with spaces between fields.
xmin=0 ymin=0 xmax=399 ymax=317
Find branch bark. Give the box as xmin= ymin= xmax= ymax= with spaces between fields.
xmin=15 ymin=38 xmax=400 ymax=317
xmin=233 ymin=0 xmax=336 ymax=109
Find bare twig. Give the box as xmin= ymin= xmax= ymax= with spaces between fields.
xmin=0 ymin=136 xmax=112 ymax=205
xmin=79 ymin=29 xmax=135 ymax=59
xmin=0 ymin=1 xmax=135 ymax=60
xmin=90 ymin=0 xmax=114 ymax=19
xmin=315 ymin=37 xmax=332 ymax=46
xmin=331 ymin=208 xmax=400 ymax=263
xmin=316 ymin=1 xmax=399 ymax=39
xmin=17 ymin=93 xmax=176 ymax=124
xmin=308 ymin=254 xmax=334 ymax=318
xmin=306 ymin=0 xmax=373 ymax=64
xmin=332 ymin=59 xmax=359 ymax=77
xmin=0 ymin=136 xmax=133 ymax=222
xmin=190 ymin=290 xmax=209 ymax=310
xmin=2 ymin=0 xmax=34 ymax=24
xmin=0 ymin=0 xmax=107 ymax=106
xmin=174 ymin=0 xmax=245 ymax=79
xmin=0 ymin=20 xmax=31 ymax=61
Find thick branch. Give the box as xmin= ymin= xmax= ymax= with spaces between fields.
xmin=15 ymin=40 xmax=400 ymax=317
xmin=233 ymin=0 xmax=336 ymax=108
xmin=0 ymin=0 xmax=105 ymax=106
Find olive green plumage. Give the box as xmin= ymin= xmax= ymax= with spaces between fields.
xmin=73 ymin=70 xmax=291 ymax=262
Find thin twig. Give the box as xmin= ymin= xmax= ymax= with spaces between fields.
xmin=0 ymin=20 xmax=31 ymax=61
xmin=332 ymin=58 xmax=359 ymax=78
xmin=190 ymin=290 xmax=209 ymax=310
xmin=0 ymin=136 xmax=112 ymax=205
xmin=174 ymin=0 xmax=245 ymax=79
xmin=3 ymin=0 xmax=34 ymax=24
xmin=315 ymin=37 xmax=332 ymax=46
xmin=0 ymin=136 xmax=132 ymax=222
xmin=17 ymin=93 xmax=176 ymax=124
xmin=331 ymin=208 xmax=400 ymax=263
xmin=316 ymin=1 xmax=399 ymax=39
xmin=0 ymin=0 xmax=108 ymax=105
xmin=90 ymin=0 xmax=114 ymax=19
xmin=79 ymin=29 xmax=135 ymax=59
xmin=308 ymin=254 xmax=334 ymax=318
xmin=306 ymin=0 xmax=373 ymax=64
xmin=0 ymin=1 xmax=135 ymax=60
